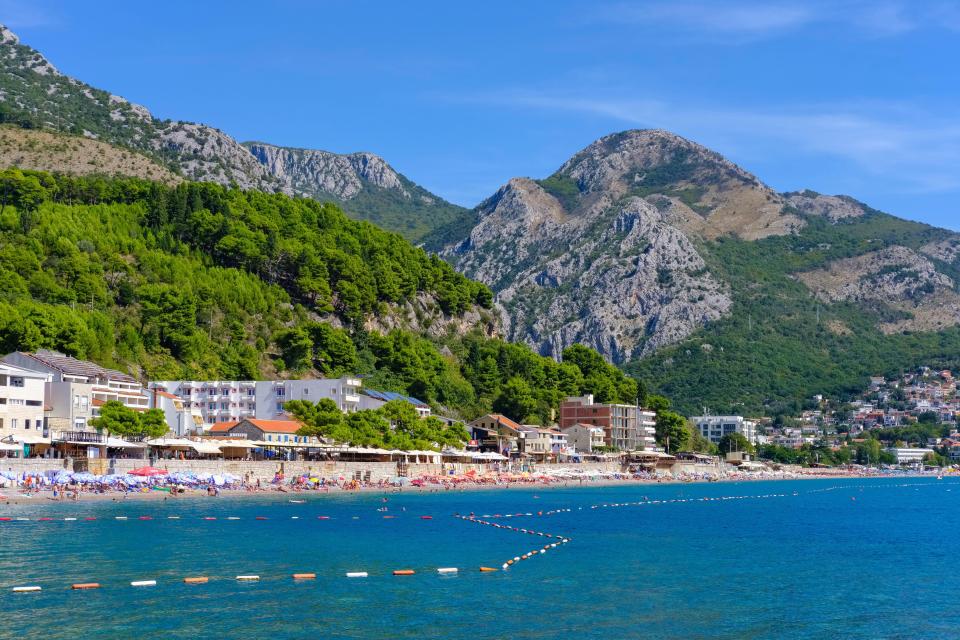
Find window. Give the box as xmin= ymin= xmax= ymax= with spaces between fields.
xmin=208 ymin=403 xmax=216 ymax=410
xmin=221 ymin=403 xmax=229 ymax=410
xmin=10 ymin=419 xmax=17 ymax=429
xmin=10 ymin=376 xmax=24 ymax=388
xmin=9 ymin=399 xmax=24 ymax=406
xmin=276 ymin=388 xmax=286 ymax=397
xmin=304 ymin=388 xmax=309 ymax=395
xmin=23 ymin=419 xmax=30 ymax=429
xmin=276 ymin=402 xmax=284 ymax=412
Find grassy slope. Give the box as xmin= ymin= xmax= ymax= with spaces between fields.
xmin=0 ymin=126 xmax=180 ymax=183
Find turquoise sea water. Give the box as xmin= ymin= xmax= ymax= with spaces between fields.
xmin=1 ymin=477 xmax=959 ymax=639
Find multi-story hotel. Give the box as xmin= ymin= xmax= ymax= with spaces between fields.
xmin=151 ymin=377 xmax=363 ymax=428
xmin=2 ymin=350 xmax=149 ymax=438
xmin=558 ymin=394 xmax=656 ymax=451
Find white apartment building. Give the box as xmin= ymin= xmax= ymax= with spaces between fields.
xmin=151 ymin=377 xmax=363 ymax=428
xmin=559 ymin=423 xmax=606 ymax=454
xmin=887 ymin=447 xmax=936 ymax=465
xmin=2 ymin=350 xmax=149 ymax=437
xmin=0 ymin=362 xmax=49 ymax=443
xmin=693 ymin=415 xmax=758 ymax=445
xmin=149 ymin=388 xmax=204 ymax=436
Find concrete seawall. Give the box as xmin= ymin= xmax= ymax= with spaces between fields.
xmin=1 ymin=459 xmax=633 ymax=483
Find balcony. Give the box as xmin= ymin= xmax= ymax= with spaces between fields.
xmin=55 ymin=430 xmax=105 ymax=444
xmin=344 ymin=394 xmax=361 ymax=404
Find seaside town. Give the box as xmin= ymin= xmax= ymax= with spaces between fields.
xmin=0 ymin=349 xmax=952 ymax=498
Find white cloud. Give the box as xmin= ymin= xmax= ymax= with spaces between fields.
xmin=598 ymin=0 xmax=960 ymax=38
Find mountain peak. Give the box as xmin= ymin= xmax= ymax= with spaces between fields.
xmin=1 ymin=23 xmax=60 ymax=76
xmin=556 ymin=128 xmax=761 ymax=198
xmin=1 ymin=24 xmax=19 ymax=45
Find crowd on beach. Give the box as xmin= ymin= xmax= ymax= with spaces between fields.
xmin=0 ymin=463 xmax=907 ymax=503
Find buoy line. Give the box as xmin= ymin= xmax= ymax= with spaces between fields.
xmin=0 ymin=513 xmax=438 ymax=523
xmin=454 ymin=514 xmax=571 ymax=571
xmin=7 ymin=566 xmax=503 ymax=592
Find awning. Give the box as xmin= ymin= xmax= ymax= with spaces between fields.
xmin=105 ymin=437 xmax=146 ymax=449
xmin=189 ymin=442 xmax=222 ymax=455
xmin=216 ymin=441 xmax=256 ymax=449
xmin=0 ymin=441 xmax=22 ymax=451
xmin=7 ymin=434 xmax=51 ymax=445
xmin=145 ymin=437 xmax=195 ymax=448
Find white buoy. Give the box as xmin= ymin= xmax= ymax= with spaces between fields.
xmin=346 ymin=572 xmax=368 ymax=578
xmin=12 ymin=586 xmax=41 ymax=592
xmin=236 ymin=575 xmax=260 ymax=581
xmin=437 ymin=567 xmax=458 ymax=574
xmin=131 ymin=580 xmax=156 ymax=587
xmin=64 ymin=517 xmax=77 ymax=521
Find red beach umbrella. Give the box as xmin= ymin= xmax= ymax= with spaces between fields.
xmin=128 ymin=466 xmax=168 ymax=477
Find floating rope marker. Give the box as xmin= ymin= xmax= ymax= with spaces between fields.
xmin=131 ymin=580 xmax=156 ymax=587
xmin=479 ymin=567 xmax=498 ymax=572
xmin=292 ymin=573 xmax=316 ymax=580
xmin=72 ymin=583 xmax=100 ymax=590
xmin=12 ymin=586 xmax=41 ymax=592
xmin=183 ymin=577 xmax=208 ymax=584
xmin=346 ymin=572 xmax=368 ymax=578
xmin=437 ymin=567 xmax=458 ymax=574
xmin=392 ymin=570 xmax=415 ymax=576
xmin=64 ymin=517 xmax=77 ymax=521
xmin=236 ymin=575 xmax=260 ymax=581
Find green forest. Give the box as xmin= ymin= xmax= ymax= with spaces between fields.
xmin=0 ymin=168 xmax=636 ymax=424
xmin=629 ymin=211 xmax=960 ymax=416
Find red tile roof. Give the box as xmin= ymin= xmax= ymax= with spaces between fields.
xmin=153 ymin=390 xmax=179 ymax=400
xmin=209 ymin=419 xmax=304 ymax=434
xmin=245 ymin=418 xmax=303 ymax=434
xmin=209 ymin=421 xmax=239 ymax=433
xmin=472 ymin=414 xmax=523 ymax=431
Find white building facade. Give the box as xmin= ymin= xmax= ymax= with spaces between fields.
xmin=2 ymin=350 xmax=149 ymax=438
xmin=151 ymin=377 xmax=363 ymax=428
xmin=693 ymin=415 xmax=758 ymax=445
xmin=0 ymin=363 xmax=49 ymax=442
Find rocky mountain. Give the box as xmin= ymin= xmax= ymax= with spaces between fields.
xmin=445 ymin=129 xmax=802 ymax=361
xmin=444 ymin=129 xmax=960 ymax=413
xmin=244 ymin=142 xmax=469 ymax=242
xmin=0 ymin=25 xmax=462 ymax=242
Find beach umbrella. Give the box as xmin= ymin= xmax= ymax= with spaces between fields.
xmin=128 ymin=466 xmax=167 ymax=477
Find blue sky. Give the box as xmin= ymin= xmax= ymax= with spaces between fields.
xmin=4 ymin=0 xmax=959 ymax=230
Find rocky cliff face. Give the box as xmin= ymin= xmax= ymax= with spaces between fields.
xmin=245 ymin=143 xmax=409 ymax=200
xmin=242 ymin=142 xmax=470 ymax=242
xmin=446 ymin=131 xmax=748 ymax=362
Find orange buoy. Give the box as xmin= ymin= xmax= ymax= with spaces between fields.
xmin=71 ymin=583 xmax=100 ymax=590
xmin=183 ymin=577 xmax=209 ymax=584
xmin=392 ymin=570 xmax=415 ymax=576
xmin=479 ymin=567 xmax=498 ymax=572
xmin=420 ymin=516 xmax=433 ymax=520
xmin=292 ymin=573 xmax=316 ymax=580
